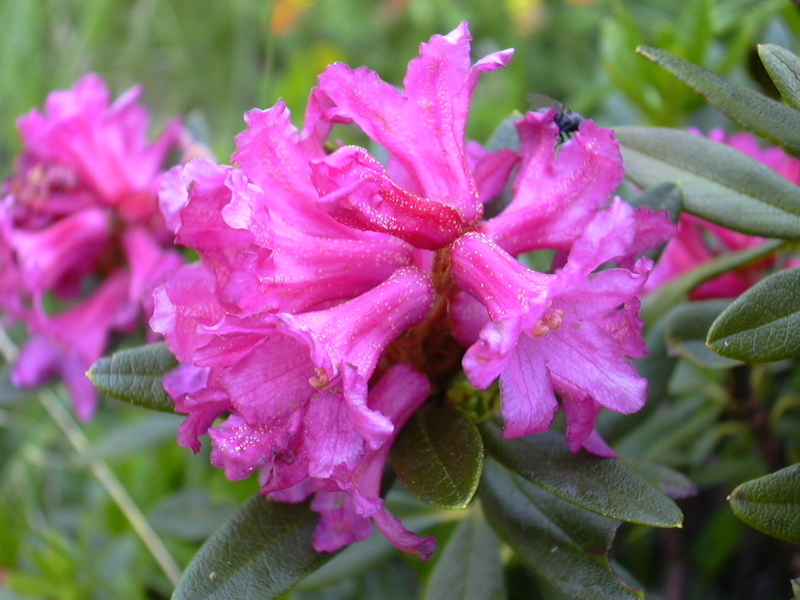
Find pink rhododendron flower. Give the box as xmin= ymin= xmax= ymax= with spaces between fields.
xmin=0 ymin=74 xmax=187 ymax=419
xmin=152 ymin=23 xmax=673 ymax=558
xmin=645 ymin=129 xmax=800 ymax=299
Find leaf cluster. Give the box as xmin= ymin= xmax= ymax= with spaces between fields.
xmin=89 ymin=346 xmax=683 ymax=600
xmin=614 ymin=36 xmax=800 ymax=596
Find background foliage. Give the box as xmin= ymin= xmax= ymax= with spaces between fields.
xmin=2 ymin=0 xmax=800 ymax=599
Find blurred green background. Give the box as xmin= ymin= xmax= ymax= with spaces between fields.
xmin=2 ymin=0 xmax=800 ymax=599
xmin=1 ymin=0 xmax=796 ymax=163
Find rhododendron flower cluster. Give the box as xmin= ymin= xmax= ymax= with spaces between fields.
xmin=152 ymin=23 xmax=674 ymax=558
xmin=645 ymin=129 xmax=800 ymax=299
xmin=0 ymin=74 xmax=187 ymax=420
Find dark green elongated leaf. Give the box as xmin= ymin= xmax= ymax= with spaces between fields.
xmin=172 ymin=495 xmax=333 ymax=600
xmin=758 ymin=44 xmax=800 ymax=110
xmin=481 ymin=422 xmax=682 ymax=527
xmin=707 ymin=268 xmax=800 ymax=362
xmin=87 ymin=343 xmax=177 ymax=412
xmin=728 ymin=463 xmax=800 ymax=543
xmin=481 ymin=460 xmax=642 ymax=600
xmin=635 ymin=46 xmax=800 ymax=156
xmin=663 ymin=300 xmax=743 ymax=369
xmin=617 ymin=126 xmax=800 ymax=239
xmin=425 ymin=510 xmax=506 ymax=600
xmin=615 ymin=395 xmax=724 ymax=467
xmin=623 ymin=459 xmax=698 ymax=501
xmin=642 ymin=239 xmax=788 ymax=324
xmin=391 ymin=405 xmax=483 ymax=509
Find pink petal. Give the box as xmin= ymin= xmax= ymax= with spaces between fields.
xmin=226 ymin=215 xmax=414 ymax=313
xmin=498 ymin=335 xmax=558 ymax=438
xmin=209 ymin=413 xmax=302 ymax=481
xmin=466 ymin=142 xmax=519 ymax=205
xmin=558 ymin=383 xmax=602 ymax=452
xmin=311 ymin=146 xmax=463 ymax=249
xmin=8 ymin=208 xmax=111 ymax=294
xmin=302 ymin=385 xmax=369 ymax=478
xmin=450 ymin=232 xmax=549 ymax=321
xmin=277 ymin=266 xmax=434 ymax=383
xmin=481 ymin=111 xmax=624 ymax=255
xmin=462 ymin=318 xmax=521 ymax=389
xmin=449 ymin=290 xmax=490 ymax=347
xmin=18 ymin=73 xmax=181 ymax=206
xmin=150 ymin=263 xmax=227 ymax=363
xmin=122 ymin=226 xmax=184 ymax=316
xmin=317 ymin=22 xmax=512 ymax=226
xmin=232 ymin=103 xmax=328 ymax=227
xmin=545 ymin=321 xmax=646 ymax=414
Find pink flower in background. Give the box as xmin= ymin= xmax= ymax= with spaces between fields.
xmin=645 ymin=129 xmax=800 ymax=299
xmin=0 ymin=74 xmax=186 ymax=420
xmin=152 ymin=23 xmax=673 ymax=558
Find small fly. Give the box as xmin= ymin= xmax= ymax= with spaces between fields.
xmin=527 ymin=92 xmax=584 ymax=143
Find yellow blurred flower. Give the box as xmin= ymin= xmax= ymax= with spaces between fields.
xmin=505 ymin=0 xmax=545 ymax=35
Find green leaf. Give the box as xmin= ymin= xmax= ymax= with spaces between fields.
xmin=663 ymin=300 xmax=743 ymax=369
xmin=635 ymin=46 xmax=800 ymax=157
xmin=615 ymin=395 xmax=724 ymax=466
xmin=728 ymin=463 xmax=800 ymax=543
xmin=707 ymin=268 xmax=800 ymax=363
xmin=758 ymin=44 xmax=800 ymax=110
xmin=617 ymin=126 xmax=800 ymax=239
xmin=480 ymin=460 xmax=642 ymax=600
xmin=623 ymin=459 xmax=698 ymax=501
xmin=391 ymin=405 xmax=483 ymax=510
xmin=425 ymin=509 xmax=505 ymax=600
xmin=172 ymin=495 xmax=333 ymax=600
xmin=641 ymin=239 xmax=788 ymax=324
xmin=481 ymin=422 xmax=682 ymax=528
xmin=792 ymin=577 xmax=800 ymax=599
xmin=87 ymin=343 xmax=178 ymax=412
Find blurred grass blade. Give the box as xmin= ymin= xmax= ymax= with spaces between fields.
xmin=707 ymin=268 xmax=800 ymax=363
xmin=676 ymin=0 xmax=713 ymax=64
xmin=636 ymin=46 xmax=800 ymax=156
xmin=729 ymin=464 xmax=800 ymax=543
xmin=758 ymin=44 xmax=800 ymax=110
xmin=617 ymin=127 xmax=800 ymax=239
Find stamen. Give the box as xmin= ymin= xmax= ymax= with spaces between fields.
xmin=308 ymin=368 xmax=330 ymax=389
xmin=532 ymin=308 xmax=565 ymax=337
